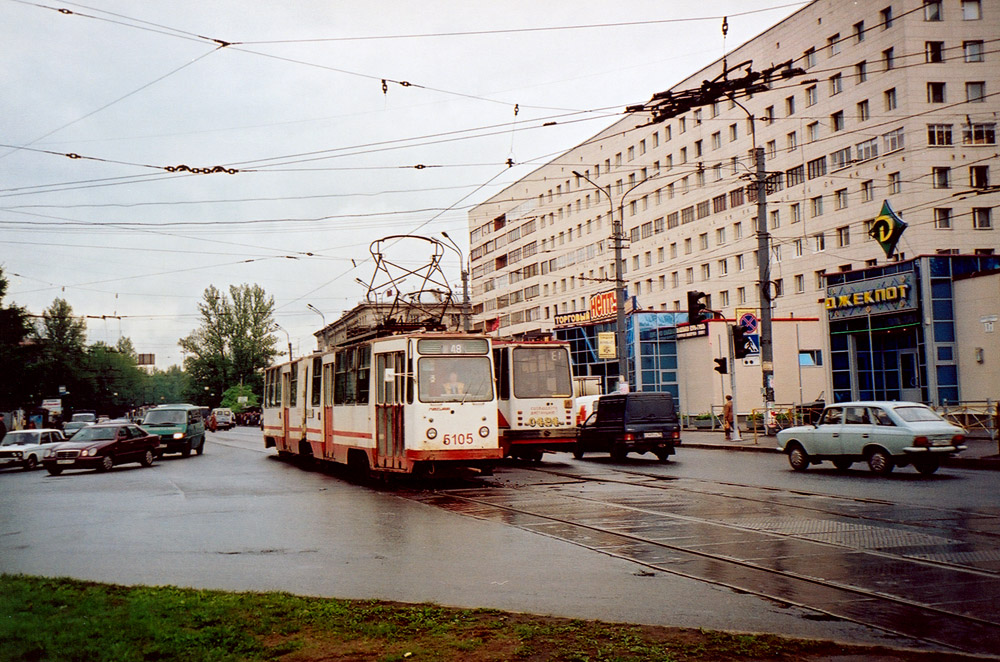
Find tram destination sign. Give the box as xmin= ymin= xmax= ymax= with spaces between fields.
xmin=825 ymin=272 xmax=916 ymax=321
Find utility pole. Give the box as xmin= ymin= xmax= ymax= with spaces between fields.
xmin=754 ymin=146 xmax=775 ymax=421
xmin=574 ymin=170 xmax=640 ymax=392
xmin=440 ymin=232 xmax=471 ymax=332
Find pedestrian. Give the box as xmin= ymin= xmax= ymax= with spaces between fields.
xmin=722 ymin=395 xmax=734 ymax=441
xmin=208 ymin=412 xmax=217 ymax=433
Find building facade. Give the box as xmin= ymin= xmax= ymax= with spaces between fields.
xmin=467 ymin=0 xmax=998 ymax=413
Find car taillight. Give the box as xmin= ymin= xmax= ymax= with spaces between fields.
xmin=672 ymin=430 xmax=680 ymax=439
xmin=913 ymin=436 xmax=929 ymax=447
xmin=623 ymin=433 xmax=635 ymax=441
xmin=952 ymin=434 xmax=965 ymax=444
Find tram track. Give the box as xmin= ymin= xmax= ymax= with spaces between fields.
xmin=405 ymin=464 xmax=1000 ymax=656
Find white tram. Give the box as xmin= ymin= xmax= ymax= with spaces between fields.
xmin=262 ymin=333 xmax=501 ymax=475
xmin=492 ymin=339 xmax=576 ymax=460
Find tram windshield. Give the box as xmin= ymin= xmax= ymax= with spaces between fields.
xmin=418 ymin=356 xmax=494 ymax=403
xmin=512 ymin=347 xmax=572 ymax=398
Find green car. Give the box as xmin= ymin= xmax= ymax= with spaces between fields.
xmin=141 ymin=404 xmax=206 ymax=457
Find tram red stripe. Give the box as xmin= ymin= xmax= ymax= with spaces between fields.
xmin=332 ymin=429 xmax=372 ymax=440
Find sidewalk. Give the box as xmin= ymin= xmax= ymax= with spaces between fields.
xmin=679 ymin=428 xmax=1000 ymax=470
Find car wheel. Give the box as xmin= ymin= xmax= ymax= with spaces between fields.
xmin=654 ymin=449 xmax=671 ymax=462
xmin=913 ymin=457 xmax=940 ymax=475
xmin=787 ymin=443 xmax=810 ymax=471
xmin=867 ymin=448 xmax=894 ymax=475
xmin=610 ymin=445 xmax=628 ymax=461
xmin=832 ymin=459 xmax=853 ymax=471
xmin=572 ymin=444 xmax=585 ymax=459
xmin=23 ymin=455 xmax=38 ymax=471
xmin=46 ymin=466 xmax=62 ymax=476
xmin=97 ymin=456 xmax=114 ymax=472
xmin=195 ymin=436 xmax=205 ymax=455
xmin=140 ymin=450 xmax=154 ymax=467
xmin=181 ymin=442 xmax=192 ymax=458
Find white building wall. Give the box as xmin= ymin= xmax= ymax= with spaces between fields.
xmin=468 ymin=0 xmax=998 ymax=411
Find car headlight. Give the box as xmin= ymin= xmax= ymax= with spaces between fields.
xmin=173 ymin=432 xmax=184 ymax=439
xmin=85 ymin=448 xmax=97 ymax=457
xmin=14 ymin=451 xmax=22 ymax=458
xmin=426 ymin=427 xmax=437 ymax=440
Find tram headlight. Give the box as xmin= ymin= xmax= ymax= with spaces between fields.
xmin=426 ymin=427 xmax=438 ymax=440
xmin=478 ymin=426 xmax=490 ymax=438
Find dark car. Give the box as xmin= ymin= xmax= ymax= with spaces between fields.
xmin=575 ymin=392 xmax=681 ymax=461
xmin=141 ymin=404 xmax=206 ymax=457
xmin=42 ymin=423 xmax=159 ymax=475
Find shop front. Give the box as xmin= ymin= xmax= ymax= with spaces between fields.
xmin=824 ymin=254 xmax=1000 ymax=405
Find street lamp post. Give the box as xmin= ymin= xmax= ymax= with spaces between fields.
xmin=573 ymin=170 xmax=646 ymax=392
xmin=306 ymin=303 xmax=325 ymax=327
xmin=275 ymin=323 xmax=292 ymax=361
xmin=440 ymin=232 xmax=471 ymax=332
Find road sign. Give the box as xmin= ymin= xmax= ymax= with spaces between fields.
xmin=745 ymin=333 xmax=760 ymax=354
xmin=738 ymin=313 xmax=758 ymax=333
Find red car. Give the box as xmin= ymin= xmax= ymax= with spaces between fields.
xmin=42 ymin=423 xmax=159 ymax=475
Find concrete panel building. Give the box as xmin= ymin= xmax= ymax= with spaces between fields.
xmin=467 ymin=0 xmax=998 ymax=414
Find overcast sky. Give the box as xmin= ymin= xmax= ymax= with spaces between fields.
xmin=1 ymin=0 xmax=805 ymax=368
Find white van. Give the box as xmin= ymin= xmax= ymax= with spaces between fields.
xmin=211 ymin=408 xmax=234 ymax=430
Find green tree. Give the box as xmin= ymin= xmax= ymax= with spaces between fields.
xmin=0 ymin=268 xmax=36 ymax=409
xmin=85 ymin=341 xmax=147 ymax=415
xmin=179 ymin=284 xmax=278 ymax=405
xmin=32 ymin=298 xmax=89 ymax=409
xmin=219 ymin=384 xmax=259 ymax=413
xmin=148 ymin=366 xmax=190 ymax=407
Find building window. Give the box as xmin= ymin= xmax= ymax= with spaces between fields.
xmin=857 ymin=100 xmax=870 ymax=122
xmin=861 ymin=180 xmax=874 ymax=202
xmin=807 ymin=156 xmax=827 ymax=179
xmin=787 ymin=131 xmax=798 ymax=152
xmin=828 ymin=33 xmax=841 ymax=56
xmin=856 ymin=61 xmax=867 ymax=83
xmin=770 ymin=210 xmax=781 ymax=229
xmin=927 ymin=82 xmax=946 ymax=103
xmin=883 ymin=128 xmax=904 ymax=153
xmin=964 ymin=40 xmax=984 ymax=62
xmin=925 ymin=41 xmax=944 ymax=63
xmin=729 ymin=123 xmax=738 ymax=141
xmin=889 ymin=172 xmax=901 ymax=194
xmin=829 ymin=74 xmax=843 ymax=95
xmin=737 ymin=287 xmax=747 ymax=304
xmin=973 ymin=208 xmax=992 ymax=229
xmin=967 ymin=82 xmax=986 ymax=103
xmin=924 ymin=0 xmax=943 ymax=21
xmin=791 ymin=203 xmax=802 ymax=223
xmin=835 ymin=189 xmax=848 ymax=209
xmin=805 ymin=85 xmax=817 ymax=106
xmin=811 ymin=196 xmax=824 ymax=217
xmin=854 ymin=21 xmax=865 ymax=43
xmin=934 ymin=208 xmax=953 ymax=229
xmin=805 ymin=47 xmax=816 ymax=68
xmin=785 ymin=95 xmax=796 ymax=116
xmin=807 ymin=122 xmax=819 ymax=142
xmin=963 ymin=122 xmax=996 ymax=145
xmin=883 ymin=47 xmax=894 ymax=70
xmin=881 ymin=6 xmax=893 ymax=28
xmin=795 ymin=274 xmax=805 ymax=293
xmin=837 ymin=226 xmax=850 ymax=247
xmin=933 ymin=167 xmax=951 ymax=189
xmin=963 ymin=0 xmax=982 ymax=20
xmin=856 ymin=138 xmax=878 ymax=161
xmin=971 ymin=165 xmax=990 ymax=188
xmin=884 ymin=87 xmax=897 ymax=110
xmin=928 ymin=124 xmax=953 ymax=145
xmin=830 ymin=146 xmax=851 ymax=170
xmin=831 ymin=111 xmax=844 ymax=132
xmin=718 ymin=259 xmax=728 ymax=276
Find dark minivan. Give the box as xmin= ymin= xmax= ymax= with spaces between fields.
xmin=575 ymin=392 xmax=680 ymax=461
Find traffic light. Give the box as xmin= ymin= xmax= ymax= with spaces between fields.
xmin=713 ymin=357 xmax=728 ymax=374
xmin=732 ymin=324 xmax=750 ymax=359
xmin=686 ymin=291 xmax=708 ymax=324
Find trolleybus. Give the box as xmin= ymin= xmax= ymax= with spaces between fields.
xmin=262 ymin=333 xmax=502 ymax=476
xmin=492 ymin=338 xmax=576 ymax=460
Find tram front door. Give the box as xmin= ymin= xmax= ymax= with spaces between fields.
xmin=375 ymin=351 xmax=405 ymax=469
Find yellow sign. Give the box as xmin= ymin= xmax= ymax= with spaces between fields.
xmin=824 ymin=284 xmax=910 ymax=311
xmin=598 ymin=332 xmax=616 ymax=359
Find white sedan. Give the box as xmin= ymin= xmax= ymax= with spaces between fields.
xmin=776 ymin=401 xmax=967 ymax=475
xmin=0 ymin=429 xmax=67 ymax=471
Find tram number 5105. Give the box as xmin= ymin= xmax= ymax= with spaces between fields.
xmin=443 ymin=433 xmax=474 ymax=445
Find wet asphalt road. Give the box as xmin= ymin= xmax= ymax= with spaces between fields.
xmin=2 ymin=426 xmax=998 ymax=655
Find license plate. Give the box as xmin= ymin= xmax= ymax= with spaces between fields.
xmin=644 ymin=432 xmax=663 ymax=439
xmin=57 ymin=459 xmax=75 ymax=465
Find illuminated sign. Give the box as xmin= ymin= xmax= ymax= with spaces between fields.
xmin=825 ymin=272 xmax=916 ymax=320
xmin=553 ymin=310 xmax=591 ymax=327
xmin=589 ymin=290 xmax=617 ymax=321
xmin=868 ymin=200 xmax=908 ymax=258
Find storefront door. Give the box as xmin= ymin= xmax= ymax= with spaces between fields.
xmin=900 ymin=351 xmax=921 ymax=402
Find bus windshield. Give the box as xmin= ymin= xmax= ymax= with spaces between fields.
xmin=418 ymin=356 xmax=494 ymax=403
xmin=512 ymin=347 xmax=572 ymax=398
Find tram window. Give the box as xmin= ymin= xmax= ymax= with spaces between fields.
xmin=418 ymin=357 xmax=494 ymax=402
xmin=494 ymin=348 xmax=511 ymax=400
xmin=358 ymin=346 xmax=371 ymax=404
xmin=289 ymin=367 xmax=298 ymax=407
xmin=323 ymin=362 xmax=334 ymax=406
xmin=512 ymin=347 xmax=572 ymax=398
xmin=311 ymin=357 xmax=322 ymax=407
xmin=334 ymin=347 xmax=370 ymax=405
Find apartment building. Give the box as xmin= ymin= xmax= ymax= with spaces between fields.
xmin=468 ymin=0 xmax=998 ymax=411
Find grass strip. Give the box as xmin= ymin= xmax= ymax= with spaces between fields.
xmin=0 ymin=574 xmax=978 ymax=661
